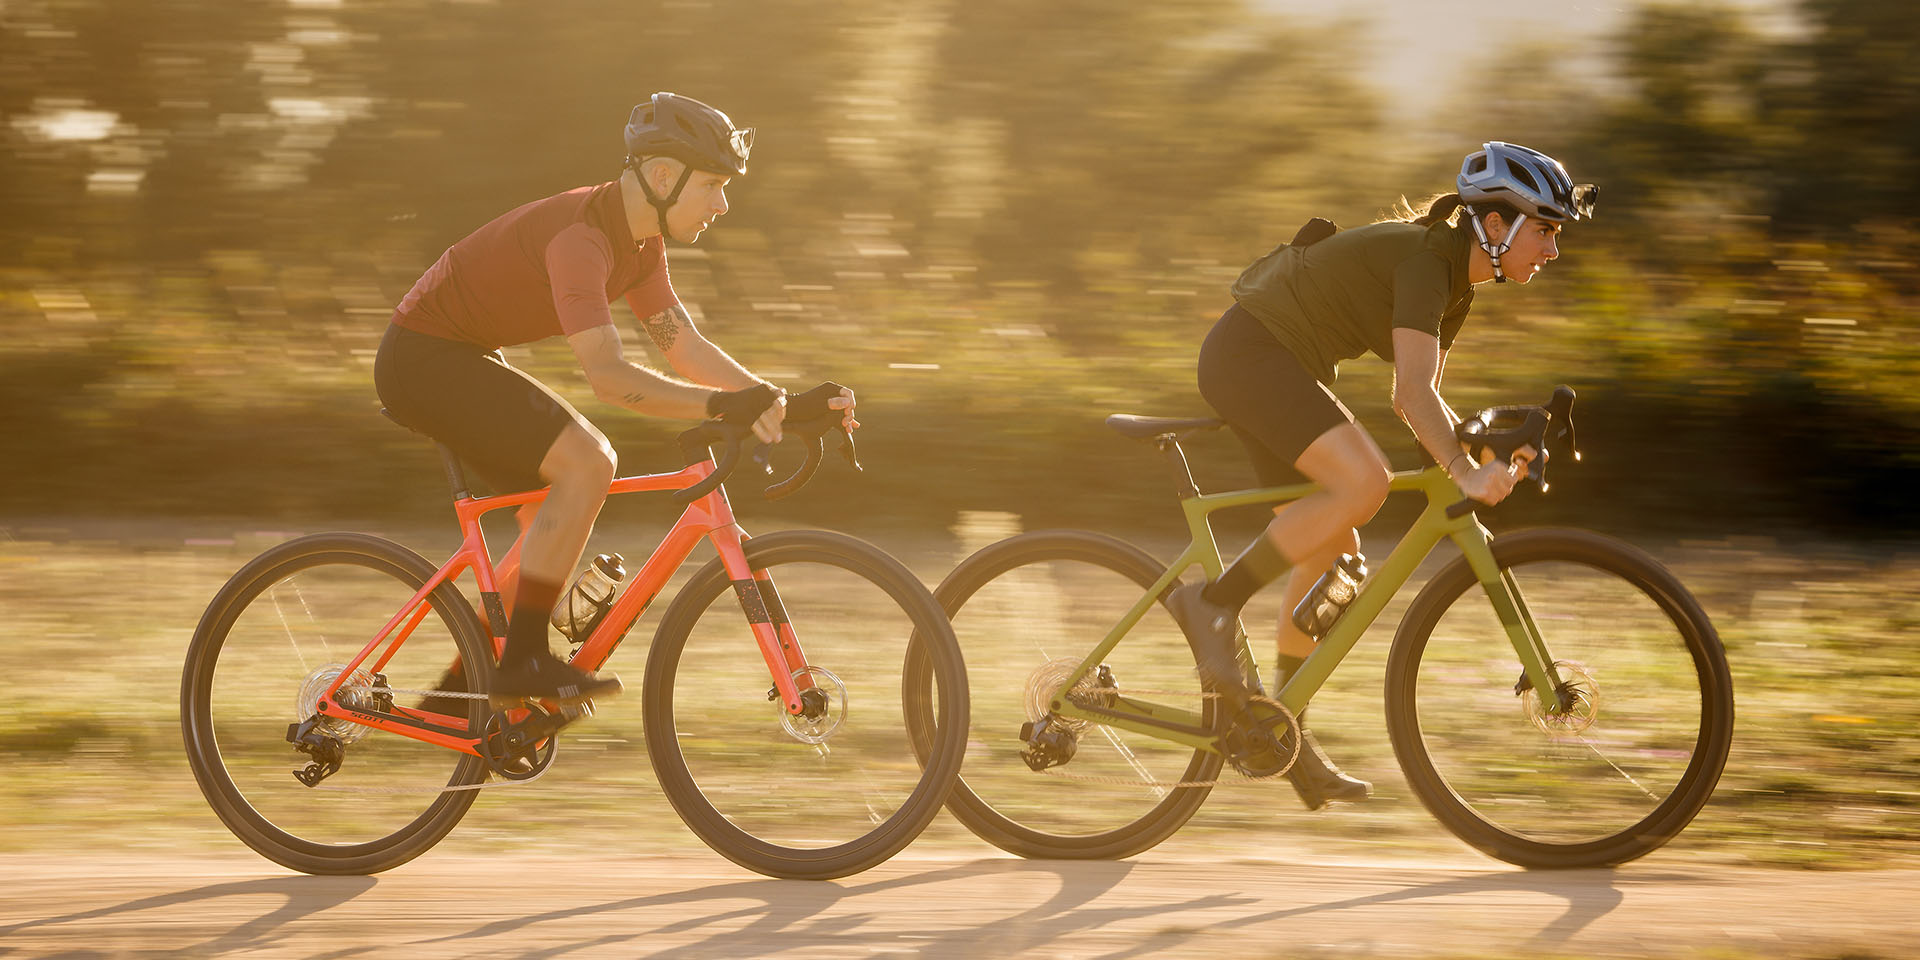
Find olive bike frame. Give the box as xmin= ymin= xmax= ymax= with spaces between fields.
xmin=306 ymin=455 xmax=818 ymax=758
xmin=1045 ymin=465 xmax=1568 ymax=753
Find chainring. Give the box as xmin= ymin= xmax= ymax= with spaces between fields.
xmin=1225 ymin=694 xmax=1302 ymax=779
xmin=483 ymin=705 xmax=559 ymax=780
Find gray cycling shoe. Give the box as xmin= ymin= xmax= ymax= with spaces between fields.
xmin=1165 ymin=582 xmax=1249 ymax=701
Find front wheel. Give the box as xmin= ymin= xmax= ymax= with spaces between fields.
xmin=1385 ymin=528 xmax=1734 ymax=869
xmin=642 ymin=529 xmax=968 ymax=880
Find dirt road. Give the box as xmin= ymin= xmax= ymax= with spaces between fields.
xmin=1 ymin=853 xmax=1912 ymax=959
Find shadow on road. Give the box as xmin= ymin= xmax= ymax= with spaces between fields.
xmin=1201 ymin=866 xmax=1626 ymax=954
xmin=0 ymin=874 xmax=376 ymax=955
xmin=413 ymin=857 xmax=1255 ymax=958
xmin=0 ymin=860 xmax=1629 ymax=958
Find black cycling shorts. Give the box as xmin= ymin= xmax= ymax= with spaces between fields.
xmin=373 ymin=323 xmax=589 ymax=494
xmin=1197 ymin=303 xmax=1354 ymax=486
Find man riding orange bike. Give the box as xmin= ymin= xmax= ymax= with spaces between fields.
xmin=374 ymin=91 xmax=856 ymax=705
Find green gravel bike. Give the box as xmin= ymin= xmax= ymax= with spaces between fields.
xmin=904 ymin=386 xmax=1734 ymax=869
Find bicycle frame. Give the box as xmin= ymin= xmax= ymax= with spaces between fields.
xmin=1045 ymin=464 xmax=1569 ymax=755
xmin=309 ymin=455 xmax=817 ymax=757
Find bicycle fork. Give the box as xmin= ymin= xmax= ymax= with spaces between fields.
xmin=712 ymin=527 xmax=818 ymax=717
xmin=1452 ymin=524 xmax=1572 ymax=714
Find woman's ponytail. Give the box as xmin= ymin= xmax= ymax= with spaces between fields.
xmin=1412 ymin=193 xmax=1465 ymax=226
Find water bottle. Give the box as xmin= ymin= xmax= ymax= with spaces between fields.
xmin=552 ymin=553 xmax=626 ymax=641
xmin=1290 ymin=552 xmax=1368 ymax=638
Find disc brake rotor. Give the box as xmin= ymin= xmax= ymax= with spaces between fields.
xmin=1522 ymin=660 xmax=1600 ymax=738
xmin=777 ymin=665 xmax=847 ymax=745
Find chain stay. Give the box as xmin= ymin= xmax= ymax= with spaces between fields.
xmin=302 ymin=683 xmax=552 ymax=794
xmin=1038 ymin=687 xmax=1300 ymax=789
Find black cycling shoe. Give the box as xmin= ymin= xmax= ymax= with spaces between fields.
xmin=490 ymin=651 xmax=623 ymax=705
xmin=1286 ymin=724 xmax=1372 ymax=810
xmin=1165 ymin=582 xmax=1249 ymax=703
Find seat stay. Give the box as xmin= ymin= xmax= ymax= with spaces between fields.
xmin=319 ymin=548 xmax=477 ymax=704
xmin=1048 ymin=544 xmax=1198 ymax=707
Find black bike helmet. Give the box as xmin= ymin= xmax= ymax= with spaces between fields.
xmin=623 ymin=92 xmax=751 ymax=241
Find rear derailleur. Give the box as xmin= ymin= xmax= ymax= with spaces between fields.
xmin=1018 ymin=714 xmax=1079 ymax=771
xmin=286 ymin=717 xmax=345 ymax=787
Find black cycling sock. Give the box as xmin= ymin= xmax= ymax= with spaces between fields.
xmin=1275 ymin=653 xmax=1307 ymax=720
xmin=1203 ymin=535 xmax=1289 ymax=611
xmin=502 ymin=575 xmax=564 ymax=664
xmin=1274 ymin=653 xmax=1305 ymax=689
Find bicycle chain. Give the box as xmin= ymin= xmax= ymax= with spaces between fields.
xmin=1035 ymin=688 xmax=1301 ymax=789
xmin=306 ymin=685 xmax=552 ymax=794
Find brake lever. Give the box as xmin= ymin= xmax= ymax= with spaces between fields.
xmin=836 ymin=425 xmax=862 ymax=472
xmin=1445 ymin=384 xmax=1580 ymax=517
xmin=763 ymin=418 xmax=859 ymax=501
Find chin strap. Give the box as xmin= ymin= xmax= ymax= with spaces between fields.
xmin=1467 ymin=208 xmax=1528 ymax=284
xmin=627 ymin=155 xmax=696 ymax=243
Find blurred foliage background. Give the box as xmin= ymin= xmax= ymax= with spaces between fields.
xmin=2 ymin=0 xmax=1916 ymax=537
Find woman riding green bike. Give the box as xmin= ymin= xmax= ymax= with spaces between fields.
xmin=1167 ymin=141 xmax=1599 ymax=810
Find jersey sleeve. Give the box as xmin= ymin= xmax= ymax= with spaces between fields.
xmin=1438 ymin=287 xmax=1474 ymax=350
xmin=621 ymin=237 xmax=681 ymax=323
xmin=1390 ymin=250 xmax=1453 ymax=340
xmin=545 ymin=223 xmax=617 ymax=335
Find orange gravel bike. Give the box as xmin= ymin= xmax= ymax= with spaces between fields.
xmin=905 ymin=387 xmax=1733 ymax=868
xmin=182 ymin=400 xmax=969 ymax=880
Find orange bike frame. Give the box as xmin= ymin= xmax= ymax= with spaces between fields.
xmin=311 ymin=457 xmax=816 ymax=757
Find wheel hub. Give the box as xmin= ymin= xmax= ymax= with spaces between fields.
xmin=1522 ymin=660 xmax=1600 ymax=738
xmin=294 ymin=664 xmax=377 ymax=744
xmin=777 ymin=666 xmax=847 ymax=744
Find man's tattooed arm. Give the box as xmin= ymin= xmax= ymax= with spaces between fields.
xmin=639 ymin=303 xmax=694 ymax=353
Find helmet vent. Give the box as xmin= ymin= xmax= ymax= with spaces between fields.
xmin=1508 ymin=164 xmax=1539 ymax=193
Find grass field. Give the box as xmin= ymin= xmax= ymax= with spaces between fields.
xmin=2 ymin=511 xmax=1915 ymax=871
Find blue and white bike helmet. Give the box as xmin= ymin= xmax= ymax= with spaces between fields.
xmin=1457 ymin=141 xmax=1597 ymax=282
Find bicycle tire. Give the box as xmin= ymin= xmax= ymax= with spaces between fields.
xmin=180 ymin=532 xmax=493 ymax=875
xmin=642 ymin=529 xmax=968 ymax=880
xmin=1384 ymin=527 xmax=1734 ymax=868
xmin=906 ymin=530 xmax=1224 ymax=860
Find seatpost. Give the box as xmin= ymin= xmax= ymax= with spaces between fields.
xmin=435 ymin=444 xmax=471 ymax=501
xmin=1155 ymin=435 xmax=1201 ymax=500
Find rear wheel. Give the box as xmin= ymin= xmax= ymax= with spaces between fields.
xmin=643 ymin=529 xmax=968 ymax=880
xmin=906 ymin=530 xmax=1222 ymax=860
xmin=1385 ymin=528 xmax=1733 ymax=868
xmin=180 ymin=533 xmax=492 ymax=875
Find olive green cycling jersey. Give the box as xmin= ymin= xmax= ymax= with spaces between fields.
xmin=1230 ymin=219 xmax=1476 ymax=385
